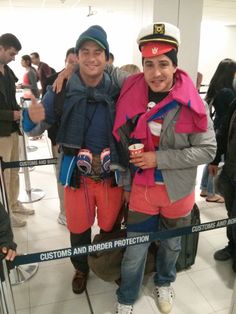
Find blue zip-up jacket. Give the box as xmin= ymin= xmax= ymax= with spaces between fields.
xmin=23 ymin=71 xmax=130 ymax=187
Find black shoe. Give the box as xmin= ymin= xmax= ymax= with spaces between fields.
xmin=115 ymin=278 xmax=121 ymax=286
xmin=72 ymin=270 xmax=88 ymax=294
xmin=214 ymin=246 xmax=232 ymax=261
xmin=232 ymin=261 xmax=236 ymax=273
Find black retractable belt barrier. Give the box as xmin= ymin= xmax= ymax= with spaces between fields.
xmin=1 ymin=157 xmax=57 ymax=170
xmin=2 ymin=156 xmax=236 ymax=313
xmin=12 ymin=217 xmax=236 ymax=267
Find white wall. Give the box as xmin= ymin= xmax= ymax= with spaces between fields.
xmin=3 ymin=2 xmax=236 ymax=87
xmin=0 ymin=2 xmax=153 ymax=81
xmin=153 ymin=0 xmax=203 ymax=82
xmin=198 ymin=22 xmax=236 ymax=85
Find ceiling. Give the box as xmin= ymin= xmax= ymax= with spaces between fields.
xmin=0 ymin=0 xmax=236 ymax=25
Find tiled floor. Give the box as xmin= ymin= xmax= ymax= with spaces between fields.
xmin=8 ymin=134 xmax=235 ymax=314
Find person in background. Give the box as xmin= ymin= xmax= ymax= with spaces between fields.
xmin=30 ymin=52 xmax=54 ymax=96
xmin=120 ymin=63 xmax=141 ymax=75
xmin=0 ymin=33 xmax=34 ymax=228
xmin=44 ymin=48 xmax=77 ymax=88
xmin=108 ymin=52 xmax=114 ymax=65
xmin=42 ymin=47 xmax=77 ymax=226
xmin=0 ymin=201 xmax=16 ymax=261
xmin=113 ymin=22 xmax=216 ymax=314
xmin=196 ymin=71 xmax=203 ymax=92
xmin=200 ymin=58 xmax=236 ymax=203
xmin=16 ymin=54 xmax=40 ymax=98
xmin=23 ymin=25 xmax=129 ymax=295
xmin=209 ymin=89 xmax=236 ymax=266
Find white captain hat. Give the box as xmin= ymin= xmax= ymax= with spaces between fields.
xmin=137 ymin=22 xmax=180 ymax=58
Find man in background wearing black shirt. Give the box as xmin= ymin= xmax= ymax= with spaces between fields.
xmin=0 ymin=33 xmax=34 ymax=228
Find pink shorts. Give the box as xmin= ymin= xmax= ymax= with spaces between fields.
xmin=129 ymin=183 xmax=195 ymax=218
xmin=64 ymin=177 xmax=123 ymax=233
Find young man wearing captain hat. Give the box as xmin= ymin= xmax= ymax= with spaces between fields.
xmin=113 ymin=22 xmax=216 ymax=314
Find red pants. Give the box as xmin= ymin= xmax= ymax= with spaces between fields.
xmin=129 ymin=183 xmax=195 ymax=218
xmin=64 ymin=177 xmax=123 ymax=233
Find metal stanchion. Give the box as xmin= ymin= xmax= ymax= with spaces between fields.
xmin=18 ymin=97 xmax=44 ymax=203
xmin=19 ymin=136 xmax=35 ymax=174
xmin=230 ymin=276 xmax=236 ymax=314
xmin=18 ymin=132 xmax=45 ymax=203
xmin=9 ymin=263 xmax=38 ymax=286
xmin=0 ymin=158 xmax=39 ymax=286
xmin=19 ymin=96 xmax=38 ymax=153
xmin=0 ymin=285 xmax=7 ymax=314
xmin=0 ymin=260 xmax=17 ymax=314
xmin=25 ymin=133 xmax=38 ymax=153
xmin=26 ymin=135 xmax=38 ymax=153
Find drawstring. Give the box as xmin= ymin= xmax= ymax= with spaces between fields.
xmin=144 ymin=184 xmax=153 ymax=205
xmin=82 ymin=177 xmax=93 ymax=226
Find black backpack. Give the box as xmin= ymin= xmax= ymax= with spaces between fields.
xmin=47 ymin=80 xmax=67 ymax=146
xmin=50 ymin=67 xmax=56 ymax=75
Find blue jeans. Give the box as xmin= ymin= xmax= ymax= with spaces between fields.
xmin=200 ymin=164 xmax=215 ymax=195
xmin=116 ymin=214 xmax=191 ymax=305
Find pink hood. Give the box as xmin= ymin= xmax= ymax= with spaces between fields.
xmin=113 ymin=69 xmax=207 ymax=186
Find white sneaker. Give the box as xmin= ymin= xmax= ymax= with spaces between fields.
xmin=115 ymin=302 xmax=133 ymax=314
xmin=11 ymin=214 xmax=27 ymax=228
xmin=153 ymin=286 xmax=175 ymax=314
xmin=57 ymin=213 xmax=67 ymax=226
xmin=12 ymin=201 xmax=35 ymax=215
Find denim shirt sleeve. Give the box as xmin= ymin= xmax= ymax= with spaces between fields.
xmin=22 ymin=109 xmax=37 ymax=132
xmin=42 ymin=86 xmax=56 ymax=125
xmin=22 ymin=87 xmax=56 ymax=132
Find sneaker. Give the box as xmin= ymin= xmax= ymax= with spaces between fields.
xmin=12 ymin=201 xmax=35 ymax=215
xmin=115 ymin=302 xmax=133 ymax=314
xmin=57 ymin=213 xmax=67 ymax=225
xmin=153 ymin=286 xmax=175 ymax=314
xmin=11 ymin=214 xmax=27 ymax=228
xmin=214 ymin=246 xmax=232 ymax=261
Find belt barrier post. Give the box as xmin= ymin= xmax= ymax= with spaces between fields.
xmin=230 ymin=276 xmax=236 ymax=314
xmin=18 ymin=132 xmax=45 ymax=203
xmin=20 ymin=96 xmax=38 ymax=153
xmin=18 ymin=98 xmax=45 ymax=203
xmin=0 ymin=158 xmax=39 ymax=285
xmin=0 ymin=259 xmax=17 ymax=314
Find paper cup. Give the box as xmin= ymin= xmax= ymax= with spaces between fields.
xmin=128 ymin=143 xmax=144 ymax=156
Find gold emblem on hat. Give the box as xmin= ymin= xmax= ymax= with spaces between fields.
xmin=152 ymin=47 xmax=158 ymax=55
xmin=153 ymin=24 xmax=165 ymax=34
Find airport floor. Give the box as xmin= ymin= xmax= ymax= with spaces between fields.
xmin=11 ymin=134 xmax=235 ymax=314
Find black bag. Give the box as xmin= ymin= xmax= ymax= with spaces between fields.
xmin=88 ymin=203 xmax=200 ymax=280
xmin=87 ymin=230 xmax=157 ymax=282
xmin=176 ymin=203 xmax=200 ymax=272
xmin=87 ymin=203 xmax=157 ymax=282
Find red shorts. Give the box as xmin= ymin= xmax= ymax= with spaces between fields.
xmin=64 ymin=177 xmax=123 ymax=233
xmin=129 ymin=183 xmax=195 ymax=218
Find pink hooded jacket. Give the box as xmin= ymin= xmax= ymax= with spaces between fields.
xmin=113 ymin=69 xmax=208 ymax=186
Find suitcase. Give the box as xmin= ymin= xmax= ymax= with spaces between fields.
xmin=176 ymin=203 xmax=200 ymax=272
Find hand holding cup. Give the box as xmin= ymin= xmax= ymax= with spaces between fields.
xmin=128 ymin=144 xmax=157 ymax=169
